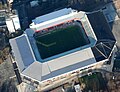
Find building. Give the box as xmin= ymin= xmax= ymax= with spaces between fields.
xmin=0 ymin=1 xmax=21 ymax=34
xmin=12 ymin=0 xmax=112 ymax=30
xmin=6 ymin=14 xmax=21 ymax=33
xmin=7 ymin=0 xmax=13 ymax=4
xmin=9 ymin=8 xmax=117 ymax=91
xmin=0 ymin=2 xmax=6 ymax=28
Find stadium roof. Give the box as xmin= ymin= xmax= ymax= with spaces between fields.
xmin=87 ymin=11 xmax=115 ymax=41
xmin=10 ymin=34 xmax=36 ymax=71
xmin=92 ymin=40 xmax=115 ymax=61
xmin=10 ymin=33 xmax=96 ymax=81
xmin=32 ymin=8 xmax=73 ymax=24
xmin=87 ymin=11 xmax=116 ymax=61
xmin=22 ymin=47 xmax=96 ymax=81
xmin=10 ymin=9 xmax=116 ymax=82
xmin=30 ymin=8 xmax=80 ymax=32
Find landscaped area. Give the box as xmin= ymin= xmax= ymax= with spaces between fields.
xmin=78 ymin=72 xmax=108 ymax=92
xmin=49 ymin=72 xmax=108 ymax=92
xmin=35 ymin=24 xmax=89 ymax=59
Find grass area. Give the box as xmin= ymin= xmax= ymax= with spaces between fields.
xmin=78 ymin=72 xmax=107 ymax=92
xmin=35 ymin=25 xmax=89 ymax=59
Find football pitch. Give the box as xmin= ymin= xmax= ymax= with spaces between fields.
xmin=35 ymin=25 xmax=89 ymax=59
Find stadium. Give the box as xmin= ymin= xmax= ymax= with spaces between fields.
xmin=10 ymin=8 xmax=117 ymax=91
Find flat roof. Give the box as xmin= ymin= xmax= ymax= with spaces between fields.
xmin=87 ymin=11 xmax=116 ymax=61
xmin=10 ymin=33 xmax=96 ymax=81
xmin=32 ymin=8 xmax=73 ymax=24
xmin=87 ymin=11 xmax=115 ymax=41
xmin=10 ymin=34 xmax=36 ymax=71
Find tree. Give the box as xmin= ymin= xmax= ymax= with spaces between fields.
xmin=1 ymin=79 xmax=18 ymax=92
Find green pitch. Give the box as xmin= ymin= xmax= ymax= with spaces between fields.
xmin=35 ymin=25 xmax=89 ymax=59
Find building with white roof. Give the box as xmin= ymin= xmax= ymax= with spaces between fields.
xmin=6 ymin=14 xmax=21 ymax=33
xmin=9 ymin=8 xmax=117 ymax=91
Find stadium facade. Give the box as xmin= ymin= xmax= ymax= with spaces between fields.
xmin=9 ymin=8 xmax=117 ymax=90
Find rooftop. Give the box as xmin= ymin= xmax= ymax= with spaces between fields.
xmin=10 ymin=8 xmax=116 ymax=83
xmin=87 ymin=11 xmax=115 ymax=41
xmin=32 ymin=8 xmax=73 ymax=24
xmin=10 ymin=33 xmax=96 ymax=81
xmin=10 ymin=34 xmax=36 ymax=71
xmin=22 ymin=47 xmax=96 ymax=81
xmin=87 ymin=11 xmax=116 ymax=61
